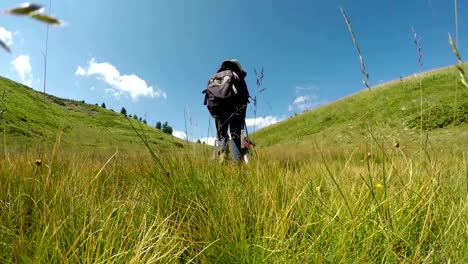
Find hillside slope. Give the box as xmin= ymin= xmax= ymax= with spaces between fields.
xmin=253 ymin=66 xmax=468 ymax=159
xmin=0 ymin=77 xmax=184 ymax=154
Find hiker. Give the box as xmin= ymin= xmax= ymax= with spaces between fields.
xmin=203 ymin=59 xmax=251 ymax=162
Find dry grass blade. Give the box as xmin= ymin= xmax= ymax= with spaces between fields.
xmin=31 ymin=13 xmax=62 ymax=25
xmin=127 ymin=117 xmax=169 ymax=177
xmin=340 ymin=6 xmax=371 ymax=90
xmin=3 ymin=2 xmax=63 ymax=26
xmin=252 ymin=67 xmax=267 ymax=132
xmin=254 ymin=67 xmax=264 ymax=88
xmin=0 ymin=40 xmax=11 ymax=53
xmin=0 ymin=88 xmax=6 ymax=119
xmin=454 ymin=0 xmax=459 ymax=46
xmin=4 ymin=3 xmax=44 ymax=15
xmin=411 ymin=27 xmax=424 ymax=68
xmin=448 ymin=33 xmax=468 ymax=89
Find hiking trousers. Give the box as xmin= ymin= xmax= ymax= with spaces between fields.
xmin=215 ymin=104 xmax=246 ymax=161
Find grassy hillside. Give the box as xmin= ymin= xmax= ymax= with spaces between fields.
xmin=0 ymin=76 xmax=185 ymax=154
xmin=0 ymin=67 xmax=467 ymax=263
xmin=253 ymin=65 xmax=468 ymax=160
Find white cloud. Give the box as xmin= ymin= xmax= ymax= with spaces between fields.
xmin=289 ymin=95 xmax=313 ymax=111
xmin=198 ymin=137 xmax=216 ymax=146
xmin=293 ymin=95 xmax=308 ymax=105
xmin=0 ymin=27 xmax=13 ymax=46
xmin=294 ymin=85 xmax=319 ymax=94
xmin=11 ymin=55 xmax=32 ymax=87
xmin=288 ymin=87 xmax=327 ymax=112
xmin=173 ymin=130 xmax=187 ymax=140
xmin=105 ymin=88 xmax=115 ymax=94
xmin=75 ymin=58 xmax=167 ymax=101
xmin=104 ymin=88 xmax=124 ymax=99
xmin=245 ymin=116 xmax=283 ymax=129
xmin=75 ymin=66 xmax=86 ymax=76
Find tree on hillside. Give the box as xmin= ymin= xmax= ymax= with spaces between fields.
xmin=120 ymin=107 xmax=127 ymax=116
xmin=138 ymin=117 xmax=142 ymax=122
xmin=162 ymin=121 xmax=173 ymax=135
xmin=155 ymin=121 xmax=162 ymax=130
xmin=143 ymin=119 xmax=147 ymax=124
xmin=133 ymin=114 xmax=138 ymax=120
xmin=101 ymin=102 xmax=106 ymax=109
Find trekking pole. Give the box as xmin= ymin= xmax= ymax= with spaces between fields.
xmin=243 ymin=119 xmax=258 ymax=158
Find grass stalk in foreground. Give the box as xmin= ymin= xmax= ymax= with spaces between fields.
xmin=450 ymin=0 xmax=465 ymax=127
xmin=340 ymin=6 xmax=371 ymax=90
xmin=411 ymin=27 xmax=427 ymax=158
xmin=1 ymin=115 xmax=467 ymax=262
xmin=448 ymin=34 xmax=468 ymax=89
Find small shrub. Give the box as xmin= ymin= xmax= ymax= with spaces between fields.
xmin=52 ymin=98 xmax=66 ymax=106
xmin=407 ymin=102 xmax=468 ymax=130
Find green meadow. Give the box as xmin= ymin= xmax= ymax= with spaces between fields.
xmin=1 ymin=64 xmax=467 ymax=263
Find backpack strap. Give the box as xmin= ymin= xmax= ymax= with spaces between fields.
xmin=232 ymin=72 xmax=239 ymax=94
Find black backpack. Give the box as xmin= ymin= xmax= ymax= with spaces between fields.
xmin=203 ymin=70 xmax=245 ymax=118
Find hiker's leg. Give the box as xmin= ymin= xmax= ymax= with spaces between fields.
xmin=229 ymin=105 xmax=247 ymax=161
xmin=215 ymin=116 xmax=229 ymax=154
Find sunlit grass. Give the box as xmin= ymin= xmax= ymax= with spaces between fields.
xmin=1 ymin=5 xmax=467 ymax=262
xmin=2 ymin=65 xmax=466 ymax=262
xmin=0 ymin=131 xmax=466 ymax=263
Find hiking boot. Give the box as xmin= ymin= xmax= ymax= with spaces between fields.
xmin=243 ymin=153 xmax=249 ymax=164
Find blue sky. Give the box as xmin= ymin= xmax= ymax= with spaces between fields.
xmin=0 ymin=0 xmax=466 ymax=143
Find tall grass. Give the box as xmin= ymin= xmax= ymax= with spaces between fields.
xmin=340 ymin=6 xmax=371 ymax=90
xmin=0 ymin=134 xmax=466 ymax=262
xmin=410 ymin=26 xmax=428 ymax=158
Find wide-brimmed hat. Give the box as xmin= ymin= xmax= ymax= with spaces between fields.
xmin=222 ymin=59 xmax=243 ymax=73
